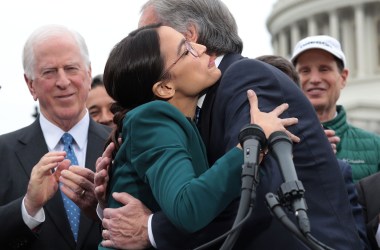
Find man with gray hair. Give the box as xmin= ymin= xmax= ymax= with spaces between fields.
xmin=0 ymin=24 xmax=110 ymax=249
xmin=96 ymin=1 xmax=362 ymax=249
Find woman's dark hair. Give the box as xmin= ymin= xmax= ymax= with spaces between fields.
xmin=103 ymin=23 xmax=165 ymax=156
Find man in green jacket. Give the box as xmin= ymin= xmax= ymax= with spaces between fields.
xmin=291 ymin=35 xmax=380 ymax=182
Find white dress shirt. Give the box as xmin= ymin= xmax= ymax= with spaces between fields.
xmin=22 ymin=111 xmax=90 ymax=229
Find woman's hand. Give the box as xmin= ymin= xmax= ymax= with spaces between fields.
xmin=247 ymin=89 xmax=300 ymax=143
xmin=94 ymin=142 xmax=115 ymax=209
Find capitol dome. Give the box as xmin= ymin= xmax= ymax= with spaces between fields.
xmin=267 ymin=0 xmax=380 ymax=134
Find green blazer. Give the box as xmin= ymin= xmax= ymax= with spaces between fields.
xmin=107 ymin=100 xmax=243 ymax=233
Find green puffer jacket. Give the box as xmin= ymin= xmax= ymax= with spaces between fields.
xmin=323 ymin=105 xmax=380 ymax=182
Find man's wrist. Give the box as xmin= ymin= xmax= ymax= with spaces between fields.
xmin=148 ymin=214 xmax=157 ymax=248
xmin=22 ymin=197 xmax=45 ymax=230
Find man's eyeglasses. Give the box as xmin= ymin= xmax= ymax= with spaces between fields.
xmin=160 ymin=40 xmax=199 ymax=79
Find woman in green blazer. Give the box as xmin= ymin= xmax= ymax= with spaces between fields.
xmin=99 ymin=23 xmax=298 ymax=247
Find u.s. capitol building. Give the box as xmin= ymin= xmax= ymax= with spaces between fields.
xmin=267 ymin=0 xmax=380 ymax=134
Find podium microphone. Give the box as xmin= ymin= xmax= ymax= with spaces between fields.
xmin=239 ymin=124 xmax=267 ymax=180
xmin=220 ymin=124 xmax=267 ymax=250
xmin=267 ymin=131 xmax=310 ymax=234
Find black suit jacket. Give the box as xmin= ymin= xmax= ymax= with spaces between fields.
xmin=152 ymin=54 xmax=362 ymax=249
xmin=339 ymin=160 xmax=370 ymax=249
xmin=356 ymin=172 xmax=380 ymax=249
xmin=0 ymin=118 xmax=110 ymax=250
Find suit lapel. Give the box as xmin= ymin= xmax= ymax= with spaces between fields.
xmin=16 ymin=119 xmax=111 ymax=249
xmin=84 ymin=119 xmax=109 ymax=172
xmin=15 ymin=118 xmax=109 ymax=249
xmin=15 ymin=120 xmax=76 ymax=248
xmin=16 ymin=120 xmax=49 ymax=178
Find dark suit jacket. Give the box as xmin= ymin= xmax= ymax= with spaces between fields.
xmin=0 ymin=118 xmax=110 ymax=250
xmin=356 ymin=171 xmax=380 ymax=249
xmin=207 ymin=57 xmax=361 ymax=249
xmin=339 ymin=160 xmax=370 ymax=249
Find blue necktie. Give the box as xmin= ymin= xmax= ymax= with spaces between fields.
xmin=61 ymin=133 xmax=80 ymax=241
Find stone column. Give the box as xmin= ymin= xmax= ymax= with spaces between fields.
xmin=308 ymin=16 xmax=317 ymax=36
xmin=329 ymin=9 xmax=339 ymax=39
xmin=341 ymin=17 xmax=355 ymax=75
xmin=278 ymin=31 xmax=287 ymax=58
xmin=354 ymin=3 xmax=366 ymax=77
xmin=291 ymin=23 xmax=300 ymax=53
xmin=273 ymin=35 xmax=279 ymax=56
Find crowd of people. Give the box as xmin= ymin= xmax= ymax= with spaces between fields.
xmin=0 ymin=0 xmax=379 ymax=249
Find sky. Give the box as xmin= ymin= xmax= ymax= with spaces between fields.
xmin=0 ymin=0 xmax=276 ymax=134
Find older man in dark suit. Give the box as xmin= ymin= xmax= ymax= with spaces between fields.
xmin=0 ymin=24 xmax=110 ymax=250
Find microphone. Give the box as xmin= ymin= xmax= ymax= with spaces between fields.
xmin=239 ymin=124 xmax=267 ymax=173
xmin=220 ymin=124 xmax=267 ymax=250
xmin=267 ymin=131 xmax=310 ymax=234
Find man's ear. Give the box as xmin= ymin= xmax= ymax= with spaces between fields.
xmin=87 ymin=64 xmax=92 ymax=91
xmin=24 ymin=74 xmax=38 ymax=101
xmin=340 ymin=68 xmax=349 ymax=89
xmin=184 ymin=24 xmax=198 ymax=43
xmin=152 ymin=81 xmax=175 ymax=99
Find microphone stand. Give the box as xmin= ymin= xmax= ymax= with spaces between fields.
xmin=266 ymin=193 xmax=323 ymax=250
xmin=266 ymin=131 xmax=334 ymax=250
xmin=196 ymin=130 xmax=335 ymax=250
xmin=220 ymin=124 xmax=266 ymax=250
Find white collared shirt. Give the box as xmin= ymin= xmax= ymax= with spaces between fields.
xmin=40 ymin=111 xmax=89 ymax=167
xmin=22 ymin=110 xmax=90 ymax=229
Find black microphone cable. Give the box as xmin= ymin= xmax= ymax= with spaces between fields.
xmin=266 ymin=193 xmax=323 ymax=250
xmin=193 ymin=205 xmax=253 ymax=250
xmin=193 ymin=124 xmax=267 ymax=250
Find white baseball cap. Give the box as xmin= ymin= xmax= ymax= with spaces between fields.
xmin=291 ymin=35 xmax=346 ymax=67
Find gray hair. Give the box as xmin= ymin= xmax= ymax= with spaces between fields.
xmin=141 ymin=0 xmax=243 ymax=55
xmin=22 ymin=24 xmax=90 ymax=79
